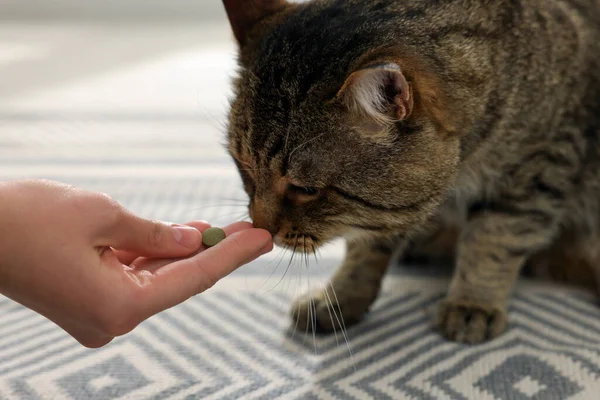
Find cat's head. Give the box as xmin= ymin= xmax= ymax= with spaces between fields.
xmin=223 ymin=0 xmax=461 ymax=252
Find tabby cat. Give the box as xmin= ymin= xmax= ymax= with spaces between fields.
xmin=221 ymin=0 xmax=600 ymax=343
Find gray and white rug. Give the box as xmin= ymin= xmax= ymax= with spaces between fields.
xmin=1 ymin=19 xmax=600 ymax=400
xmin=1 ymin=276 xmax=599 ymax=399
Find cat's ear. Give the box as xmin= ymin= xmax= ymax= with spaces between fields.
xmin=337 ymin=63 xmax=414 ymax=128
xmin=222 ymin=0 xmax=289 ymax=46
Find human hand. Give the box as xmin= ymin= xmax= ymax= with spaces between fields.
xmin=0 ymin=179 xmax=272 ymax=348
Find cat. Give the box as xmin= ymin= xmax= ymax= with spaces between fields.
xmin=221 ymin=0 xmax=600 ymax=343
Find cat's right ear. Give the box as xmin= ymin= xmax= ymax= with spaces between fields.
xmin=336 ymin=63 xmax=414 ymax=130
xmin=222 ymin=0 xmax=289 ymax=46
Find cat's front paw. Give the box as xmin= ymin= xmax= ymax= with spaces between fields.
xmin=290 ymin=289 xmax=367 ymax=334
xmin=435 ymin=299 xmax=507 ymax=344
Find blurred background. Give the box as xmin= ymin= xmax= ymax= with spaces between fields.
xmin=0 ymin=0 xmax=344 ymax=279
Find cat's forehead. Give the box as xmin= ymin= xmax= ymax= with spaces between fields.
xmin=240 ymin=4 xmax=385 ymax=102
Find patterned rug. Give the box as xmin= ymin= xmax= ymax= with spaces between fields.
xmin=1 ymin=21 xmax=600 ymax=400
xmin=1 ymin=277 xmax=599 ymax=399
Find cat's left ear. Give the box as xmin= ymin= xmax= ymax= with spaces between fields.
xmin=336 ymin=63 xmax=414 ymax=127
xmin=222 ymin=0 xmax=289 ymax=46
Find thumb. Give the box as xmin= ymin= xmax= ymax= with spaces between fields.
xmin=103 ymin=210 xmax=203 ymax=259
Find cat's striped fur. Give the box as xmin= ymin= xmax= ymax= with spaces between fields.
xmin=222 ymin=0 xmax=600 ymax=343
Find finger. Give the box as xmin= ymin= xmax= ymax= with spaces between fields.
xmin=113 ymin=250 xmax=141 ymax=266
xmin=159 ymin=220 xmax=212 ymax=232
xmin=103 ymin=210 xmax=204 ymax=259
xmin=136 ymin=228 xmax=273 ymax=317
xmin=130 ymin=221 xmax=257 ymax=271
xmin=183 ymin=220 xmax=212 ymax=231
xmin=114 ymin=221 xmax=212 ymax=265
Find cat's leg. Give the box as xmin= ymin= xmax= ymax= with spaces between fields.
xmin=435 ymin=200 xmax=560 ymax=343
xmin=291 ymin=237 xmax=400 ymax=332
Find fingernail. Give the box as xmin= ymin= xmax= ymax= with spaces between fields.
xmin=173 ymin=226 xmax=202 ymax=249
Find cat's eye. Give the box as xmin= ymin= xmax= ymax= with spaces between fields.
xmin=288 ymin=184 xmax=320 ymax=197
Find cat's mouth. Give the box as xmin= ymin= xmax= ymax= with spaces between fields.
xmin=274 ymin=232 xmax=320 ymax=253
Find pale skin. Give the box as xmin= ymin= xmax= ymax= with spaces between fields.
xmin=0 ymin=179 xmax=273 ymax=348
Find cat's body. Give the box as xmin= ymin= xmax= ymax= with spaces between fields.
xmin=222 ymin=0 xmax=600 ymax=343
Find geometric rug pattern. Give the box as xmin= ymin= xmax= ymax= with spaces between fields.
xmin=2 ymin=278 xmax=599 ymax=399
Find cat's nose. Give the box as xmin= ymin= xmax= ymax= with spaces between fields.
xmin=249 ymin=198 xmax=280 ymax=236
xmin=252 ymin=217 xmax=280 ymax=236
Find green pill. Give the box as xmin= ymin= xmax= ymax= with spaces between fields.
xmin=202 ymin=227 xmax=227 ymax=247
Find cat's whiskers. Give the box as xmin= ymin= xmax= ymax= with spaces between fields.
xmin=290 ymin=239 xmax=310 ymax=344
xmin=302 ymin=290 xmax=311 ymax=348
xmin=309 ymin=287 xmax=318 ymax=356
xmin=181 ymin=198 xmax=249 ymax=223
xmin=195 ymin=104 xmax=226 ymax=133
xmin=238 ymin=167 xmax=271 ymax=173
xmin=307 ymin=243 xmax=355 ymax=368
xmin=267 ymin=235 xmax=299 ymax=294
xmin=261 ymin=247 xmax=292 ymax=294
xmin=204 ymin=210 xmax=250 ymax=223
xmin=180 ymin=198 xmax=247 ymax=213
xmin=188 ymin=204 xmax=246 ymax=210
xmin=212 ymin=198 xmax=248 ymax=204
xmin=178 ymin=202 xmax=247 ymax=213
xmin=301 ymin=239 xmax=313 ymax=349
xmin=287 ymin=131 xmax=328 ymax=164
xmin=327 ymin=281 xmax=356 ymax=371
xmin=302 ymin=236 xmax=319 ymax=356
xmin=321 ymin=280 xmax=341 ymax=349
xmin=258 ymin=248 xmax=287 ymax=286
xmin=234 ymin=212 xmax=251 ymax=223
xmin=289 ymin=278 xmax=303 ymax=343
